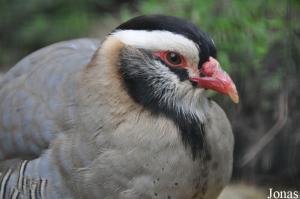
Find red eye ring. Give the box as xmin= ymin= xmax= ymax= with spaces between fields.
xmin=153 ymin=51 xmax=187 ymax=68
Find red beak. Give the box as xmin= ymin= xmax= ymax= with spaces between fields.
xmin=190 ymin=57 xmax=239 ymax=103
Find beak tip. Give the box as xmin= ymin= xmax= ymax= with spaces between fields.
xmin=229 ymin=92 xmax=239 ymax=104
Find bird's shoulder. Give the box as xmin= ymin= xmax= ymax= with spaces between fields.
xmin=1 ymin=38 xmax=100 ymax=86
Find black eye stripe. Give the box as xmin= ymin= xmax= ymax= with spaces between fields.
xmin=169 ymin=67 xmax=189 ymax=81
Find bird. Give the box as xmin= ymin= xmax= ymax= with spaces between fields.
xmin=0 ymin=15 xmax=238 ymax=199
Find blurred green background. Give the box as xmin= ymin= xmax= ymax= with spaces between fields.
xmin=0 ymin=0 xmax=299 ymax=195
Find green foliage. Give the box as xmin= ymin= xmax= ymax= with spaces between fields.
xmin=127 ymin=0 xmax=292 ymax=72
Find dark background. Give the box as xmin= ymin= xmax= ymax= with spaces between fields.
xmin=1 ymin=0 xmax=299 ymax=193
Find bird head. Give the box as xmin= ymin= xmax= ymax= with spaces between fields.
xmin=106 ymin=15 xmax=239 ymax=112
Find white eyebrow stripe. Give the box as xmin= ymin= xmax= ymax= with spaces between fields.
xmin=112 ymin=30 xmax=199 ymax=64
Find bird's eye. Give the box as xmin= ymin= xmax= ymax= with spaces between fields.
xmin=166 ymin=52 xmax=182 ymax=65
xmin=153 ymin=51 xmax=186 ymax=68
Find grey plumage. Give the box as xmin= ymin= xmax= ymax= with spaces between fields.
xmin=0 ymin=16 xmax=235 ymax=199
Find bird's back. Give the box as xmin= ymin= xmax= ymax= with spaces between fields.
xmin=0 ymin=38 xmax=100 ymax=162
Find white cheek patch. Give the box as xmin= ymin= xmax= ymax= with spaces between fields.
xmin=111 ymin=30 xmax=200 ymax=66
